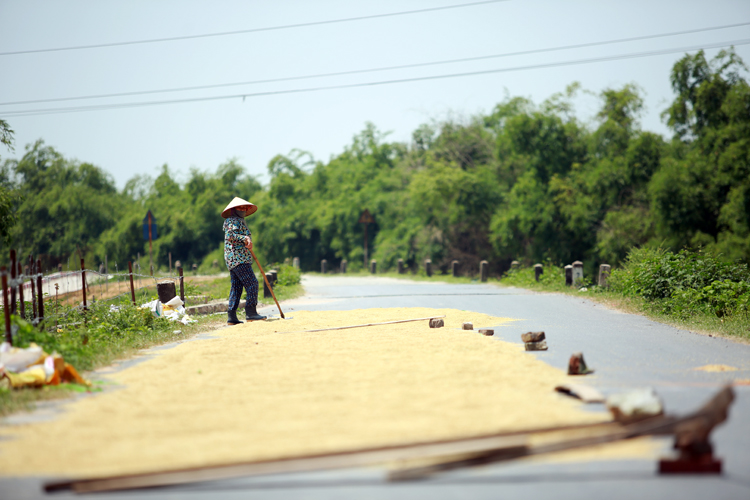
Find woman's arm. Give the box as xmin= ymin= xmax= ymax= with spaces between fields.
xmin=225 ymin=219 xmax=250 ymax=243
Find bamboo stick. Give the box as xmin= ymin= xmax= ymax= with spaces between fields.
xmin=302 ymin=315 xmax=447 ymax=333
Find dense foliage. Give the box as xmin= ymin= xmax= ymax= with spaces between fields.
xmin=608 ymin=248 xmax=750 ymax=319
xmin=1 ymin=49 xmax=748 ymax=277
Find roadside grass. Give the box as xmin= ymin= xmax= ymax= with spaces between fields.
xmin=0 ymin=309 xmax=227 ymax=417
xmin=1 ymin=264 xmax=304 ymax=417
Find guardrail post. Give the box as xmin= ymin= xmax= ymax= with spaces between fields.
xmin=480 ymin=260 xmax=488 ymax=282
xmin=564 ymin=265 xmax=573 ymax=286
xmin=264 ymin=272 xmax=273 ymax=298
xmin=599 ymin=264 xmax=611 ymax=287
xmin=37 ymin=259 xmax=44 ymax=324
xmin=2 ymin=267 xmax=11 ymax=345
xmin=451 ymin=260 xmax=459 ymax=277
xmin=128 ymin=261 xmax=136 ymax=305
xmin=534 ymin=263 xmax=544 ymax=282
xmin=572 ymin=260 xmax=583 ymax=286
xmin=321 ymin=259 xmax=327 ymax=274
xmin=340 ymin=259 xmax=347 ymax=274
xmin=425 ymin=259 xmax=432 ymax=277
xmin=370 ymin=259 xmax=377 ymax=274
xmin=178 ymin=266 xmax=185 ymax=304
xmin=397 ymin=258 xmax=404 ymax=274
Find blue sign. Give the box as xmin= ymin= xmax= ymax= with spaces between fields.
xmin=143 ymin=210 xmax=158 ymax=241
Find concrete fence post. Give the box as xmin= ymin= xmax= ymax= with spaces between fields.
xmin=397 ymin=258 xmax=404 ymax=274
xmin=425 ymin=259 xmax=432 ymax=277
xmin=564 ymin=265 xmax=573 ymax=286
xmin=321 ymin=259 xmax=328 ymax=274
xmin=511 ymin=260 xmax=520 ymax=270
xmin=480 ymin=260 xmax=488 ymax=282
xmin=340 ymin=260 xmax=347 ymax=274
xmin=292 ymin=257 xmax=300 ymax=269
xmin=451 ymin=260 xmax=459 ymax=278
xmin=264 ymin=273 xmax=273 ymax=298
xmin=370 ymin=260 xmax=377 ymax=274
xmin=599 ymin=264 xmax=611 ymax=287
xmin=534 ymin=263 xmax=543 ymax=282
xmin=572 ymin=261 xmax=583 ymax=286
xmin=269 ymin=270 xmax=278 ymax=285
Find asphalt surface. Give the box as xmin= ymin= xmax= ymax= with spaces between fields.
xmin=2 ymin=275 xmax=749 ymax=499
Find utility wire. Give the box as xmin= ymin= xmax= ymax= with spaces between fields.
xmin=0 ymin=0 xmax=509 ymax=56
xmin=3 ymin=21 xmax=749 ymax=107
xmin=4 ymin=38 xmax=749 ymax=117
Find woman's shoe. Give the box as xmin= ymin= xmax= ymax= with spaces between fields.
xmin=245 ymin=304 xmax=267 ymax=321
xmin=227 ymin=310 xmax=244 ymax=325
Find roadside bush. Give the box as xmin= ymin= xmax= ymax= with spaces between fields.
xmin=609 ymin=248 xmax=750 ymax=317
xmin=273 ymin=263 xmax=302 ymax=287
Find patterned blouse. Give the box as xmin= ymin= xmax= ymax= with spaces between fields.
xmin=223 ymin=216 xmax=253 ymax=270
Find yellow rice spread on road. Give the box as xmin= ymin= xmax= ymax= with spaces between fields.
xmin=0 ymin=308 xmax=655 ymax=477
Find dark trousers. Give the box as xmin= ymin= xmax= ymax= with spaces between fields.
xmin=228 ymin=263 xmax=259 ymax=311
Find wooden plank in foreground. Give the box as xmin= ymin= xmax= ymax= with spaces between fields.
xmin=45 ymin=420 xmax=618 ymax=494
xmin=46 ymin=384 xmax=734 ymax=493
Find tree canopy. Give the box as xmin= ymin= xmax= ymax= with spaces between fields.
xmin=1 ymin=48 xmax=748 ymax=274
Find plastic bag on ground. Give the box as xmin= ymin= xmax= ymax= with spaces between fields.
xmin=0 ymin=346 xmax=90 ymax=389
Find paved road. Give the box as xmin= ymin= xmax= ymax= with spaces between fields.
xmin=2 ymin=275 xmax=749 ymax=499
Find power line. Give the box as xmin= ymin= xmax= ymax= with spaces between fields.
xmin=3 ymin=21 xmax=749 ymax=107
xmin=4 ymin=38 xmax=749 ymax=118
xmin=0 ymin=0 xmax=509 ymax=56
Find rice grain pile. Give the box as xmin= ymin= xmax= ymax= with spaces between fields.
xmin=0 ymin=307 xmax=653 ymax=477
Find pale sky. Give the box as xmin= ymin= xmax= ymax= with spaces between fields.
xmin=1 ymin=0 xmax=749 ymax=188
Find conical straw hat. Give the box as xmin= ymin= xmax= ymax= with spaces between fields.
xmin=221 ymin=197 xmax=258 ymax=218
